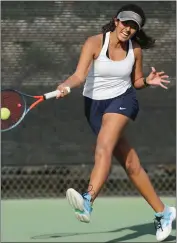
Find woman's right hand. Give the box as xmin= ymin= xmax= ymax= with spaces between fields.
xmin=56 ymin=84 xmax=71 ymax=99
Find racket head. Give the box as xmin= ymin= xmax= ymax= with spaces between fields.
xmin=1 ymin=89 xmax=27 ymax=132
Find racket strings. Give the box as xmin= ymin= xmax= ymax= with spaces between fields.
xmin=1 ymin=91 xmax=25 ymax=130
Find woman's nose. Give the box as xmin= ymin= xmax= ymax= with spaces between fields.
xmin=125 ymin=26 xmax=131 ymax=31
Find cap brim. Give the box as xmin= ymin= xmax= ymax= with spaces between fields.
xmin=118 ymin=17 xmax=141 ymax=29
xmin=117 ymin=11 xmax=142 ymax=30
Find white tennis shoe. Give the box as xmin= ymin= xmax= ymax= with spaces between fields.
xmin=66 ymin=188 xmax=93 ymax=223
xmin=154 ymin=206 xmax=176 ymax=242
xmin=66 ymin=189 xmax=175 ymax=241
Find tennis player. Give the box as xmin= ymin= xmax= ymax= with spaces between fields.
xmin=56 ymin=4 xmax=175 ymax=242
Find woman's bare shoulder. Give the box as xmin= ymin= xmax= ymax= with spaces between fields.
xmin=132 ymin=40 xmax=142 ymax=58
xmin=85 ymin=34 xmax=103 ymax=48
xmin=83 ymin=34 xmax=103 ymax=58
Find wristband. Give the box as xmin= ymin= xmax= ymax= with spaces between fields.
xmin=143 ymin=78 xmax=150 ymax=87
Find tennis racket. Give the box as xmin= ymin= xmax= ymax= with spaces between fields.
xmin=1 ymin=87 xmax=70 ymax=132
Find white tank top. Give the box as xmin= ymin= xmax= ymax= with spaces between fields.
xmin=83 ymin=31 xmax=135 ymax=100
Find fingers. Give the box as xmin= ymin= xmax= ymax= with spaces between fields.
xmin=149 ymin=67 xmax=170 ymax=90
xmin=160 ymin=75 xmax=169 ymax=79
xmin=56 ymin=86 xmax=71 ymax=99
xmin=160 ymin=83 xmax=168 ymax=89
xmin=56 ymin=88 xmax=61 ymax=99
xmin=56 ymin=90 xmax=64 ymax=99
xmin=56 ymin=89 xmax=65 ymax=99
xmin=152 ymin=68 xmax=169 ymax=78
xmin=159 ymin=79 xmax=170 ymax=89
xmin=151 ymin=67 xmax=156 ymax=73
xmin=157 ymin=71 xmax=165 ymax=76
xmin=160 ymin=79 xmax=171 ymax=84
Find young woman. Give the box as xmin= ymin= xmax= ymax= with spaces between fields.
xmin=56 ymin=4 xmax=175 ymax=242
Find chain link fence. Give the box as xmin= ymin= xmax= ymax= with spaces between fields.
xmin=2 ymin=163 xmax=176 ymax=199
xmin=1 ymin=1 xmax=176 ymax=199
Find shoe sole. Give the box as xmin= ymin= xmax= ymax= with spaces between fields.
xmin=66 ymin=188 xmax=90 ymax=223
xmin=170 ymin=207 xmax=176 ymax=221
xmin=156 ymin=207 xmax=176 ymax=242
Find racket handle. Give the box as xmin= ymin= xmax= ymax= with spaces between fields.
xmin=44 ymin=87 xmax=71 ymax=100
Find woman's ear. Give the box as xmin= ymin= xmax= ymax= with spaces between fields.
xmin=114 ymin=18 xmax=118 ymax=27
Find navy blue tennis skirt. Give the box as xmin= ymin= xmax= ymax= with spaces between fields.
xmin=84 ymin=87 xmax=139 ymax=135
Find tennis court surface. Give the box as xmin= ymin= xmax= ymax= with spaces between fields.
xmin=1 ymin=197 xmax=176 ymax=242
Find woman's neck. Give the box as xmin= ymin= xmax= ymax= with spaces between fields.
xmin=110 ymin=31 xmax=127 ymax=49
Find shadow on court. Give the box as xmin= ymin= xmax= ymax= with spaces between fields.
xmin=31 ymin=221 xmax=176 ymax=242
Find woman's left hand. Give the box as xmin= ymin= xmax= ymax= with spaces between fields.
xmin=146 ymin=67 xmax=170 ymax=89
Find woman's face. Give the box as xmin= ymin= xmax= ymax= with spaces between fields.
xmin=115 ymin=20 xmax=138 ymax=42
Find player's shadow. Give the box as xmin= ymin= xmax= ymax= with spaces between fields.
xmin=106 ymin=220 xmax=176 ymax=242
xmin=31 ymin=220 xmax=176 ymax=242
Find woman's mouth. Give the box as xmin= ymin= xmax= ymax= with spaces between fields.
xmin=121 ymin=32 xmax=129 ymax=38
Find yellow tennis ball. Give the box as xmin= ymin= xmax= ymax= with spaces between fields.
xmin=1 ymin=107 xmax=11 ymax=120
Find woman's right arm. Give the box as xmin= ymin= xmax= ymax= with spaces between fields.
xmin=56 ymin=36 xmax=96 ymax=97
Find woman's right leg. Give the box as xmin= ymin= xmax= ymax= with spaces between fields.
xmin=86 ymin=113 xmax=129 ymax=202
xmin=66 ymin=113 xmax=129 ymax=222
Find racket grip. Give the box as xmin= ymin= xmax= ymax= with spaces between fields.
xmin=44 ymin=87 xmax=71 ymax=99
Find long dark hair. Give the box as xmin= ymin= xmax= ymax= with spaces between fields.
xmin=102 ymin=4 xmax=155 ymax=49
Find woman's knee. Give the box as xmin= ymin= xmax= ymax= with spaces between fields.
xmin=95 ymin=143 xmax=112 ymax=162
xmin=125 ymin=150 xmax=142 ymax=176
xmin=114 ymin=136 xmax=141 ymax=175
xmin=94 ymin=113 xmax=130 ymax=163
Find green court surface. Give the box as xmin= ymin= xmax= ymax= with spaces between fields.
xmin=1 ymin=197 xmax=176 ymax=242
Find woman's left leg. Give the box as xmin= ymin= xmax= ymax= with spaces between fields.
xmin=113 ymin=135 xmax=164 ymax=212
xmin=113 ymin=135 xmax=176 ymax=242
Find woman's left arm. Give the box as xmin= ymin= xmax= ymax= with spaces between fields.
xmin=131 ymin=42 xmax=170 ymax=89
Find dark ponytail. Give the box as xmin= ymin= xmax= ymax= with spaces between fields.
xmin=102 ymin=18 xmax=116 ymax=34
xmin=102 ymin=4 xmax=155 ymax=49
xmin=132 ymin=29 xmax=155 ymax=49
